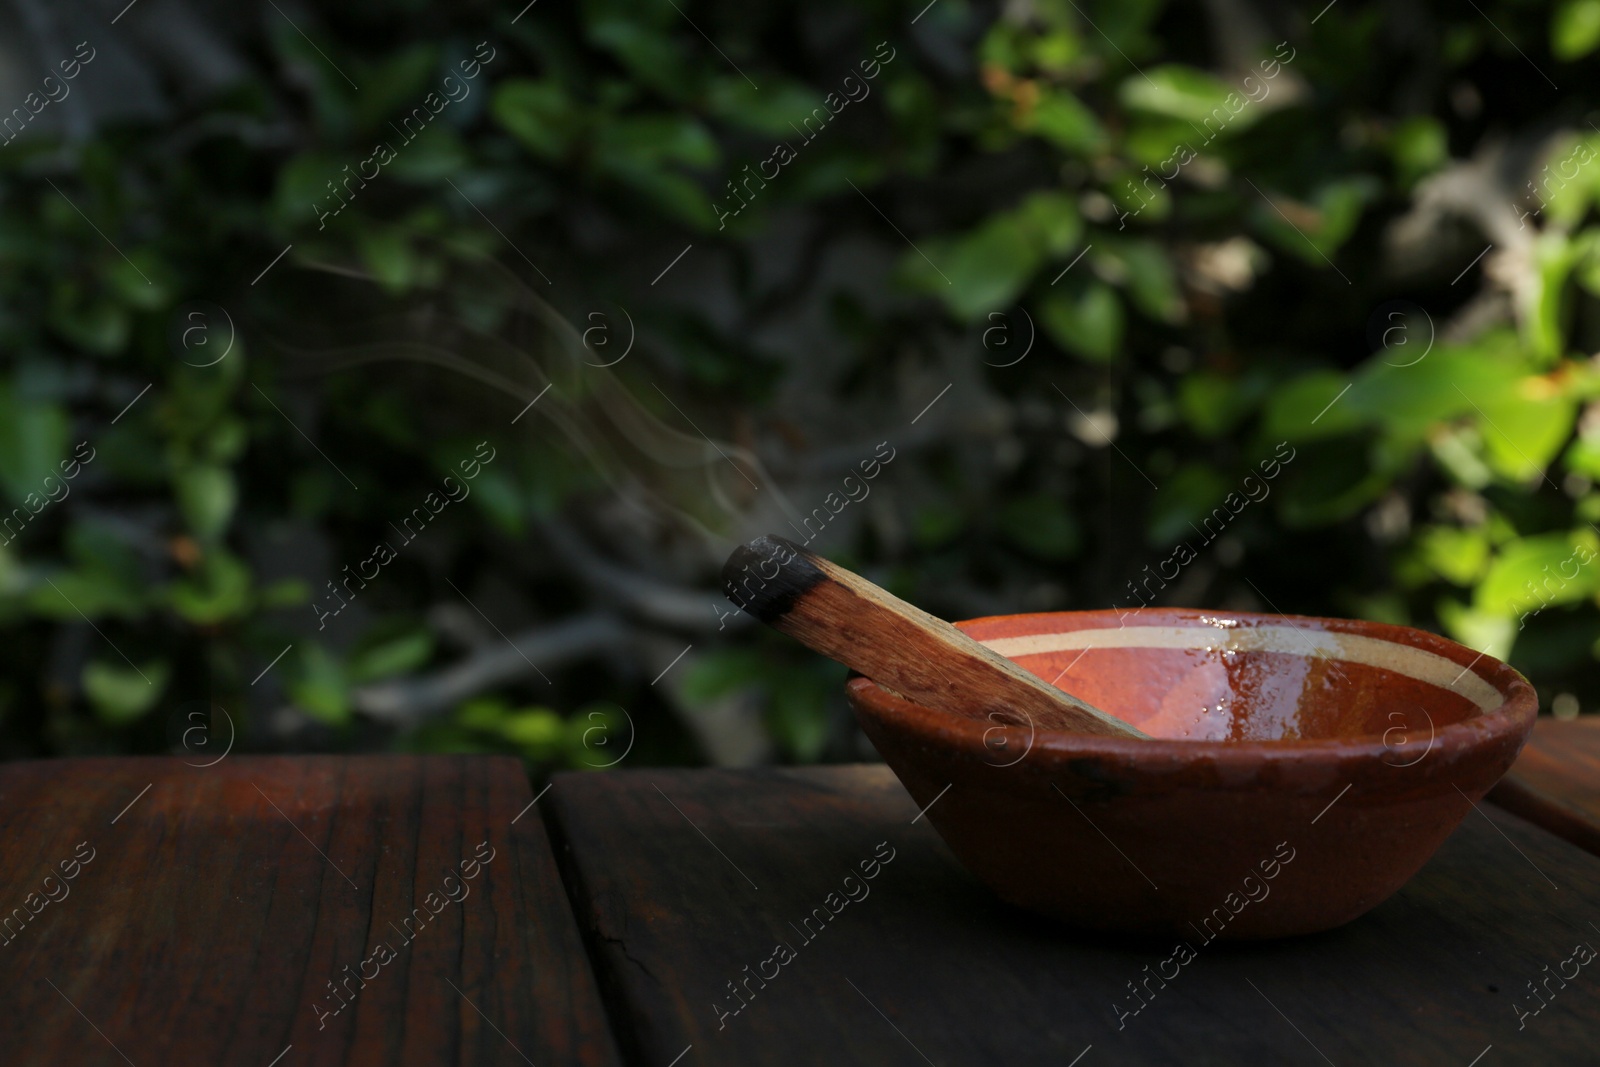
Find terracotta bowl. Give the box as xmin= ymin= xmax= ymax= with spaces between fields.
xmin=847 ymin=608 xmax=1537 ymax=939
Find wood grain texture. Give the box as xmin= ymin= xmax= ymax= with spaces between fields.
xmin=0 ymin=756 xmax=621 ymax=1067
xmin=1491 ymin=717 xmax=1600 ymax=857
xmin=722 ymin=535 xmax=1145 ymax=738
xmin=551 ymin=765 xmax=1600 ymax=1067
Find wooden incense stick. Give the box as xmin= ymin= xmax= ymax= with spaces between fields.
xmin=722 ymin=535 xmax=1146 ymax=739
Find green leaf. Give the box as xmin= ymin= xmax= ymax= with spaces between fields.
xmin=1537 ymin=138 xmax=1600 ymax=229
xmin=353 ymin=44 xmax=439 ymax=132
xmin=49 ymin=295 xmax=129 ymax=355
xmin=503 ymin=707 xmax=565 ymax=758
xmin=590 ymin=114 xmax=721 ymax=229
xmin=273 ymin=152 xmax=343 ymax=228
xmin=31 ymin=523 xmax=148 ymax=618
xmin=356 ymin=227 xmax=421 ymax=294
xmin=705 ymin=79 xmax=826 ymax=136
xmin=997 ymin=494 xmax=1081 ymax=560
xmin=166 ymin=549 xmax=253 ymax=624
xmin=1390 ymin=116 xmax=1448 ymax=186
xmin=767 ymin=668 xmax=837 ymax=762
xmin=1416 ymin=525 xmax=1491 ymax=586
xmin=289 ymin=644 xmax=350 ymax=725
xmin=106 ymin=254 xmax=169 ymax=309
xmin=1553 ymin=0 xmax=1600 ymax=60
xmin=1261 ymin=371 xmax=1363 ymax=443
xmin=1118 ymin=65 xmax=1243 ymax=128
xmin=260 ymin=578 xmax=310 ymax=608
xmin=174 ymin=464 xmax=237 ymax=541
xmin=1475 ymin=530 xmax=1600 ymax=617
xmin=909 ymin=214 xmax=1043 ymax=321
xmin=492 ymin=80 xmax=578 ymax=160
xmin=1144 ymin=464 xmax=1232 ymax=547
xmin=913 ymin=500 xmax=965 ymax=546
xmin=680 ymin=648 xmax=767 ymax=704
xmin=1429 ymin=425 xmax=1495 ymax=489
xmin=1030 ymin=28 xmax=1090 ymax=75
xmin=0 ymin=386 xmax=68 ymax=506
xmin=1178 ymin=372 xmax=1265 ymax=438
xmin=588 ymin=18 xmax=693 ymax=96
xmin=564 ymin=704 xmax=630 ymax=766
xmin=467 ymin=466 xmax=525 ymax=535
xmin=1437 ymin=599 xmax=1516 ymax=662
xmin=1520 ymin=233 xmax=1581 ymax=363
xmin=594 ymin=114 xmax=719 ymax=170
xmin=1475 ymin=385 xmax=1577 ymax=482
xmin=906 ymin=191 xmax=1083 ymax=320
xmin=1274 ymin=440 xmax=1392 ymax=527
xmin=1015 ymin=191 xmax=1083 ymax=257
xmin=31 ymin=569 xmax=143 ymax=620
xmin=385 ymin=126 xmax=470 ymax=184
xmin=1565 ymin=436 xmax=1600 ymax=479
xmin=457 ymin=697 xmax=509 ymax=732
xmin=348 ymin=628 xmax=434 ymax=683
xmin=83 ymin=659 xmax=169 ymax=725
xmin=1020 ymin=90 xmax=1107 ymax=154
xmin=1108 ymin=166 xmax=1172 ymax=224
xmin=1346 ymin=337 xmax=1527 ymax=445
xmin=267 ymin=15 xmax=355 ymax=132
xmin=598 ymin=161 xmax=718 ymax=229
xmin=1252 ymin=177 xmax=1379 ymax=264
xmin=1115 ymin=239 xmax=1185 ymax=323
xmin=1038 ymin=282 xmax=1123 ymax=362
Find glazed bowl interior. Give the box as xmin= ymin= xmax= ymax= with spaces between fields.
xmin=958 ymin=611 xmax=1503 ymax=742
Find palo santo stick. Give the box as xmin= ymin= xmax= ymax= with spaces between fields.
xmin=722 ymin=535 xmax=1146 ymax=739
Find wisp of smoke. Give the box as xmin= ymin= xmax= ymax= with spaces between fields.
xmin=266 ymin=257 xmax=804 ymax=555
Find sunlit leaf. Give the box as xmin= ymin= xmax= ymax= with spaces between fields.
xmin=1437 ymin=599 xmax=1516 ymax=662
xmin=1390 ymin=116 xmax=1448 ymax=186
xmin=1475 ymin=530 xmax=1600 ymax=617
xmin=289 ymin=644 xmax=350 ymax=725
xmin=502 ymin=707 xmax=564 ymax=757
xmin=1553 ymin=0 xmax=1600 ymax=60
xmin=174 ymin=464 xmax=237 ymax=541
xmin=1416 ymin=525 xmax=1491 ymax=586
xmin=84 ymin=660 xmax=169 ymax=725
xmin=348 ymin=628 xmax=434 ymax=683
xmin=1119 ymin=65 xmax=1240 ymax=128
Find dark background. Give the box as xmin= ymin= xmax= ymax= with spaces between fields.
xmin=0 ymin=0 xmax=1595 ymax=775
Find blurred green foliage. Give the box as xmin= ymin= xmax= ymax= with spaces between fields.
xmin=2 ymin=0 xmax=1598 ymax=767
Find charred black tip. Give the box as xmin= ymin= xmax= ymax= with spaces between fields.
xmin=721 ymin=535 xmax=825 ymax=623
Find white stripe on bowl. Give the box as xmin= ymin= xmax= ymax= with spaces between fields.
xmin=979 ymin=626 xmax=1502 ymax=711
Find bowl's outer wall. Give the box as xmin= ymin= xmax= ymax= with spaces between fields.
xmin=848 ymin=609 xmax=1538 ymax=939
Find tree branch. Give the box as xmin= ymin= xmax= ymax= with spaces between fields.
xmin=352 ymin=612 xmax=631 ymax=725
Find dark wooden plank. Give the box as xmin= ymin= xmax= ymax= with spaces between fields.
xmin=1491 ymin=718 xmax=1600 ymax=858
xmin=0 ymin=756 xmax=621 ymax=1067
xmin=550 ymin=765 xmax=1600 ymax=1067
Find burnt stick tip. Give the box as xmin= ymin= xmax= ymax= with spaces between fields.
xmin=721 ymin=535 xmax=826 ymax=623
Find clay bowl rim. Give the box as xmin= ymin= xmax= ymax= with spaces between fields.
xmin=846 ymin=607 xmax=1537 ymax=768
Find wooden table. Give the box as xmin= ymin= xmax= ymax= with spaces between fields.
xmin=551 ymin=763 xmax=1600 ymax=1067
xmin=1491 ymin=718 xmax=1600 ymax=859
xmin=0 ymin=756 xmax=619 ymax=1066
xmin=1 ymin=720 xmax=1598 ymax=1065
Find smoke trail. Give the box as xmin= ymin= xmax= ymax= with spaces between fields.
xmin=269 ymin=258 xmax=804 ymax=551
